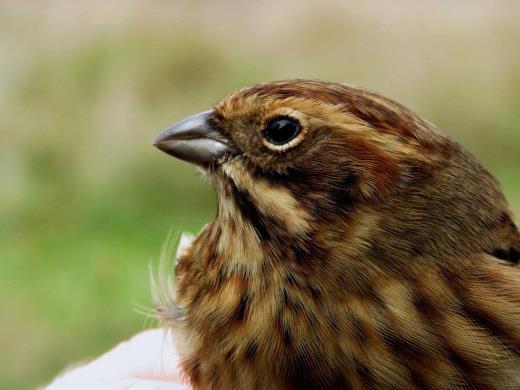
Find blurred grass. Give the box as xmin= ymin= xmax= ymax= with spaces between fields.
xmin=1 ymin=1 xmax=519 ymax=388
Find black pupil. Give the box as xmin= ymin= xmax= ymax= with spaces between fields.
xmin=263 ymin=116 xmax=301 ymax=146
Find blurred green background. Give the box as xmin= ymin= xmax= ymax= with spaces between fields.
xmin=1 ymin=1 xmax=519 ymax=388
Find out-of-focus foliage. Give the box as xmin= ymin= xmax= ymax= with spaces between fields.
xmin=1 ymin=1 xmax=518 ymax=388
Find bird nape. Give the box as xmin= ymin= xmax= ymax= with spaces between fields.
xmin=153 ymin=80 xmax=520 ymax=389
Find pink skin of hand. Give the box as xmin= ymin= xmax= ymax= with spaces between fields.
xmin=46 ymin=328 xmax=191 ymax=389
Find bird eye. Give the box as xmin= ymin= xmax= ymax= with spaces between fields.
xmin=262 ymin=116 xmax=302 ymax=146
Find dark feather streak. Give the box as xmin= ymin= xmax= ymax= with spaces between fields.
xmin=229 ymin=181 xmax=271 ymax=240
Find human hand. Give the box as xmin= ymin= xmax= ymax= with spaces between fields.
xmin=46 ymin=328 xmax=190 ymax=389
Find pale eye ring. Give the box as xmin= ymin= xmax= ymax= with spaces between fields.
xmin=262 ymin=116 xmax=302 ymax=147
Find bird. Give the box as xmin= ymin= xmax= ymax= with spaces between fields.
xmin=152 ymin=79 xmax=520 ymax=389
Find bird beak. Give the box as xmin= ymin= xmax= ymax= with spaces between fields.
xmin=153 ymin=110 xmax=237 ymax=167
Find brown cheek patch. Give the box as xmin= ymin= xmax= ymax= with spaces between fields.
xmin=346 ymin=133 xmax=401 ymax=201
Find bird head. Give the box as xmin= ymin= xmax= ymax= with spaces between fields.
xmin=154 ymin=80 xmax=517 ymax=273
xmin=154 ymin=80 xmax=415 ymax=204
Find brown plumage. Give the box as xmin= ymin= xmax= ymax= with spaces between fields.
xmin=153 ymin=80 xmax=520 ymax=389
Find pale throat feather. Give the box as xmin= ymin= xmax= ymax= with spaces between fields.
xmin=221 ymin=160 xmax=312 ymax=235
